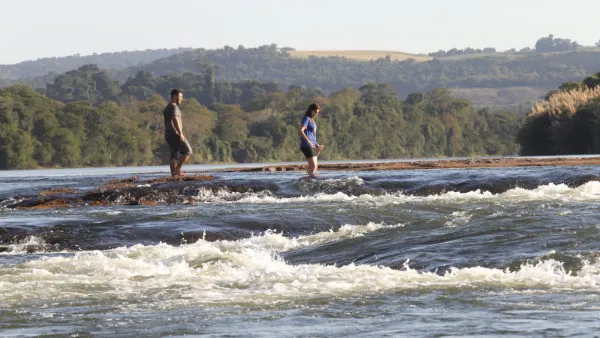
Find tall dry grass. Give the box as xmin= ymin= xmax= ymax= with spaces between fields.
xmin=529 ymin=86 xmax=600 ymax=117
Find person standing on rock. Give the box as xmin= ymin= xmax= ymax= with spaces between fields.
xmin=163 ymin=88 xmax=192 ymax=176
xmin=299 ymin=103 xmax=324 ymax=177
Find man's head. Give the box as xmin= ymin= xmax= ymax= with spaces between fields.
xmin=170 ymin=88 xmax=183 ymax=104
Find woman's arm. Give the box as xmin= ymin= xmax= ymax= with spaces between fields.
xmin=299 ymin=125 xmax=313 ymax=148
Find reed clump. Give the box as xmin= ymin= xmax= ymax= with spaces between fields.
xmin=529 ymin=86 xmax=600 ymax=117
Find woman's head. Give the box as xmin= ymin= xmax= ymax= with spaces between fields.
xmin=304 ymin=103 xmax=320 ymax=117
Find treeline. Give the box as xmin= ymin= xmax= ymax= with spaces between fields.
xmin=0 ymin=76 xmax=523 ymax=169
xmin=428 ymin=47 xmax=497 ymax=57
xmin=518 ymin=72 xmax=600 ymax=155
xmin=41 ymin=64 xmax=285 ymax=110
xmin=534 ymin=35 xmax=581 ymax=53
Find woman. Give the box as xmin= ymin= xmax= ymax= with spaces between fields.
xmin=299 ymin=103 xmax=325 ymax=176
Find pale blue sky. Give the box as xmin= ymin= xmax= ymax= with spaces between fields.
xmin=1 ymin=0 xmax=598 ymax=64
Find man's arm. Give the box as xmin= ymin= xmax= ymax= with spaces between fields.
xmin=172 ymin=115 xmax=184 ymax=140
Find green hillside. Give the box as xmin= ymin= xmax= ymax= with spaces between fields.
xmin=3 ymin=39 xmax=600 ymax=108
xmin=0 ymin=48 xmax=191 ymax=80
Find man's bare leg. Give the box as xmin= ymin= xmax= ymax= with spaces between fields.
xmin=170 ymin=157 xmax=178 ymax=176
xmin=175 ymin=154 xmax=190 ymax=176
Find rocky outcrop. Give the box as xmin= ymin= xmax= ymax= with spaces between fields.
xmin=7 ymin=175 xmax=217 ymax=209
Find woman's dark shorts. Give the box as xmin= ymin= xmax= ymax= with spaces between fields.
xmin=166 ymin=135 xmax=193 ymax=159
xmin=301 ymin=147 xmax=317 ymax=159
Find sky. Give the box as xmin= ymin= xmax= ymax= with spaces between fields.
xmin=1 ymin=0 xmax=598 ymax=65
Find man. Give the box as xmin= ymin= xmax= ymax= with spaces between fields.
xmin=163 ymin=88 xmax=192 ymax=176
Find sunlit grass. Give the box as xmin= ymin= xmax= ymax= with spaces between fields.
xmin=529 ymin=86 xmax=600 ymax=116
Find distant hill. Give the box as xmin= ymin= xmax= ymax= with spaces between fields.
xmin=4 ymin=44 xmax=600 ymax=108
xmin=126 ymin=45 xmax=600 ymax=108
xmin=0 ymin=48 xmax=191 ymax=80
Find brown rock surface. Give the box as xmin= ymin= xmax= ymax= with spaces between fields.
xmin=9 ymin=174 xmax=216 ymax=210
xmin=38 ymin=188 xmax=76 ymax=196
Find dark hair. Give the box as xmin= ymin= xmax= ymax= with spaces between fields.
xmin=304 ymin=103 xmax=320 ymax=117
xmin=170 ymin=88 xmax=182 ymax=97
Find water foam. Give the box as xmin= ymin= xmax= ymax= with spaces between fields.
xmin=206 ymin=181 xmax=600 ymax=206
xmin=1 ymin=222 xmax=600 ymax=310
xmin=296 ymin=176 xmax=365 ymax=192
xmin=0 ymin=236 xmax=53 ymax=255
xmin=444 ymin=211 xmax=473 ymax=227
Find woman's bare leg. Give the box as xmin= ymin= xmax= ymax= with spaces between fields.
xmin=307 ymin=156 xmax=317 ymax=176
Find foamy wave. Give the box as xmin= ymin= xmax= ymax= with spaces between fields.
xmin=0 ymin=197 xmax=25 ymax=208
xmin=236 ymin=222 xmax=405 ymax=252
xmin=444 ymin=211 xmax=472 ymax=227
xmin=217 ymin=181 xmax=600 ymax=205
xmin=296 ymin=176 xmax=364 ymax=192
xmin=2 ymin=224 xmax=600 ymax=309
xmin=189 ymin=187 xmax=272 ymax=203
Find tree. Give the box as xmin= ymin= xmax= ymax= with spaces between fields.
xmin=51 ymin=128 xmax=81 ymax=166
xmin=558 ymin=81 xmax=583 ymax=92
xmin=32 ymin=113 xmax=59 ymax=165
xmin=0 ymin=126 xmax=36 ymax=169
xmin=583 ymin=72 xmax=600 ymax=89
xmin=122 ymin=71 xmax=156 ymax=100
xmin=178 ymin=98 xmax=217 ymax=161
xmin=213 ymin=104 xmax=249 ymax=144
xmin=46 ymin=64 xmax=121 ymax=104
xmin=518 ymin=72 xmax=600 ymax=155
xmin=535 ymin=34 xmax=580 ymax=52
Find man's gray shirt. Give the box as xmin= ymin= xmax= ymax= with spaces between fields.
xmin=163 ymin=103 xmax=182 ymax=137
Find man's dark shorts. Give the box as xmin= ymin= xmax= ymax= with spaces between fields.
xmin=166 ymin=135 xmax=193 ymax=159
xmin=300 ymin=147 xmax=317 ymax=159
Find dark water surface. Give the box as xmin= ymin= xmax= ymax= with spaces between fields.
xmin=2 ymin=161 xmax=600 ymax=336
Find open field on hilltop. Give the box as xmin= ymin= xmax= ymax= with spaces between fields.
xmin=287 ymin=50 xmax=433 ymax=62
xmin=288 ymin=48 xmax=600 ymax=62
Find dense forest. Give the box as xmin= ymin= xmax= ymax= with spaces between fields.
xmin=518 ymin=73 xmax=600 ymax=155
xmin=2 ymin=36 xmax=600 ymax=108
xmin=0 ymin=63 xmax=524 ymax=169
